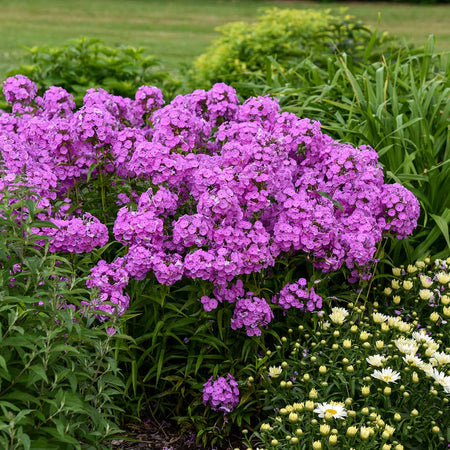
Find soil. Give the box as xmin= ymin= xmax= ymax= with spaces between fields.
xmin=110 ymin=420 xmax=244 ymax=450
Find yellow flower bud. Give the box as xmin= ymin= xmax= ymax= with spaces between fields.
xmin=289 ymin=412 xmax=298 ymax=423
xmin=343 ymin=339 xmax=351 ymax=349
xmin=271 ymin=439 xmax=279 ymax=446
xmin=411 ymin=409 xmax=419 ymax=417
xmin=350 ymin=325 xmax=358 ymax=333
xmin=362 ymin=385 xmax=370 ymax=396
xmin=376 ymin=340 xmax=385 ymax=350
xmin=395 ymin=445 xmax=404 ymax=450
xmin=392 ymin=267 xmax=402 ymax=276
xmin=382 ymin=431 xmax=390 ymax=440
xmin=430 ymin=312 xmax=440 ymax=322
xmin=361 ymin=407 xmax=369 ymax=415
xmin=320 ymin=424 xmax=331 ymax=435
xmin=319 ymin=365 xmax=327 ymax=374
xmin=291 ymin=437 xmax=299 ymax=444
xmin=384 ymin=386 xmax=392 ymax=396
xmin=441 ymin=295 xmax=450 ymax=306
xmin=360 ymin=426 xmax=371 ymax=440
xmin=346 ymin=426 xmax=357 ymax=437
xmin=329 ymin=434 xmax=338 ymax=445
xmin=382 ymin=445 xmax=392 ymax=450
xmin=312 ymin=441 xmax=322 ymax=449
xmin=412 ymin=372 xmax=419 ymax=383
xmin=295 ymin=428 xmax=303 ymax=436
xmin=432 ymin=426 xmax=440 ymax=433
xmin=305 ymin=400 xmax=315 ymax=411
xmin=444 ymin=306 xmax=450 ymax=317
xmin=309 ymin=389 xmax=318 ymax=399
xmin=360 ymin=331 xmax=370 ymax=341
xmin=303 ymin=373 xmax=310 ymax=381
xmin=394 ymin=413 xmax=402 ymax=422
xmin=403 ymin=280 xmax=413 ymax=290
xmin=347 ymin=365 xmax=354 ymax=373
xmin=384 ymin=287 xmax=392 ymax=296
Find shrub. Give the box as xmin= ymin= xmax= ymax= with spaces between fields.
xmin=1 ymin=37 xmax=180 ymax=109
xmin=0 ymin=185 xmax=126 ymax=449
xmin=189 ymin=8 xmax=401 ymax=96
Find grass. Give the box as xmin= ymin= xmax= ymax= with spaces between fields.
xmin=0 ymin=0 xmax=449 ymax=79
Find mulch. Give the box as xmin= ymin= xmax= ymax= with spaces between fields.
xmin=109 ymin=420 xmax=243 ymax=450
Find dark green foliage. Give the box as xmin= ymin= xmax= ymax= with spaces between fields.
xmin=0 ymin=186 xmax=126 ymax=449
xmin=2 ymin=37 xmax=180 ymax=108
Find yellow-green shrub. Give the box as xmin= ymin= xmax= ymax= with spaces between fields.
xmin=190 ymin=8 xmax=399 ymax=95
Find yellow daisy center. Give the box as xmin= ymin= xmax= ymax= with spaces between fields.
xmin=326 ymin=408 xmax=337 ymax=415
xmin=383 ymin=375 xmax=391 ymax=382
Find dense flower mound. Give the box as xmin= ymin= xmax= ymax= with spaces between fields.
xmin=0 ymin=75 xmax=420 ymax=327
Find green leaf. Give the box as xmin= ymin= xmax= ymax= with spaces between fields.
xmin=430 ymin=211 xmax=450 ymax=250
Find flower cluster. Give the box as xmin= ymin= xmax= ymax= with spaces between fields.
xmin=41 ymin=213 xmax=109 ymax=253
xmin=1 ymin=76 xmax=421 ymax=326
xmin=272 ymin=278 xmax=323 ymax=312
xmin=203 ymin=374 xmax=240 ymax=413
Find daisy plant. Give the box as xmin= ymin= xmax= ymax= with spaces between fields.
xmin=243 ymin=263 xmax=449 ymax=449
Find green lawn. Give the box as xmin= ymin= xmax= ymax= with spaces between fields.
xmin=0 ymin=0 xmax=449 ymax=78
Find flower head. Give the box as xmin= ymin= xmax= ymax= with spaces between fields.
xmin=313 ymin=402 xmax=347 ymax=420
xmin=372 ymin=367 xmax=401 ymax=384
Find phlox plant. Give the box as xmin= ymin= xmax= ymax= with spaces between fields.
xmin=242 ymin=260 xmax=450 ymax=449
xmin=0 ymin=75 xmax=421 ymax=441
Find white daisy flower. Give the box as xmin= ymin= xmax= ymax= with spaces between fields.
xmin=396 ymin=321 xmax=413 ymax=333
xmin=371 ymin=367 xmax=401 ymax=384
xmin=421 ymin=363 xmax=434 ymax=376
xmin=387 ymin=316 xmax=401 ymax=327
xmin=412 ymin=330 xmax=435 ymax=345
xmin=428 ymin=368 xmax=450 ymax=391
xmin=372 ymin=312 xmax=389 ymax=324
xmin=268 ymin=366 xmax=282 ymax=378
xmin=313 ymin=402 xmax=347 ymax=420
xmin=394 ymin=338 xmax=418 ymax=355
xmin=402 ymin=354 xmax=424 ymax=368
xmin=429 ymin=351 xmax=450 ymax=366
xmin=366 ymin=354 xmax=386 ymax=367
xmin=329 ymin=307 xmax=349 ymax=325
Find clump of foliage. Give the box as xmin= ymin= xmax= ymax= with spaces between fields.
xmin=1 ymin=37 xmax=180 ymax=108
xmin=189 ymin=8 xmax=401 ymax=96
xmin=242 ymin=258 xmax=449 ymax=449
xmin=0 ymin=185 xmax=126 ymax=449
